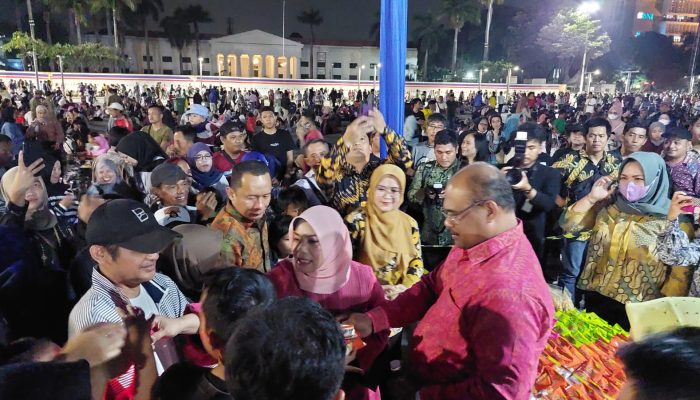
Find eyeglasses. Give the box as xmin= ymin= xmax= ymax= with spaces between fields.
xmin=194 ymin=154 xmax=212 ymax=161
xmin=307 ymin=152 xmax=328 ymax=159
xmin=428 ymin=124 xmax=445 ymax=130
xmin=441 ymin=200 xmax=487 ymax=224
xmin=375 ymin=185 xmax=402 ymax=197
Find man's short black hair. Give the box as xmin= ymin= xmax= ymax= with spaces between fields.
xmin=302 ymin=109 xmax=316 ymax=120
xmin=201 ymin=267 xmax=275 ymax=342
xmin=303 ymin=139 xmax=329 ymax=156
xmin=584 ymin=117 xmax=612 ymax=136
xmin=276 ymin=186 xmax=309 ymax=214
xmin=224 ymin=297 xmax=345 ymax=400
xmin=0 ymin=134 xmax=11 ymax=145
xmin=517 ymin=122 xmax=547 ymax=144
xmin=107 ymin=126 xmax=129 ymax=147
xmin=147 ymin=104 xmax=163 ymax=113
xmin=466 ymin=162 xmax=516 ymax=211
xmin=434 ymin=129 xmax=458 ymax=148
xmin=427 ymin=113 xmax=447 ymax=125
xmin=618 ymin=327 xmax=700 ymax=400
xmin=230 ymin=160 xmax=270 ymax=189
xmin=173 ymin=125 xmax=196 ymax=142
xmin=624 ymin=121 xmax=648 ymax=136
xmin=260 ymin=106 xmax=274 ymax=114
xmin=410 ymin=98 xmax=422 ymax=107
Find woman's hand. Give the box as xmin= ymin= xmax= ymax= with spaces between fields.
xmin=8 ymin=151 xmax=44 ymax=207
xmin=668 ymin=191 xmax=694 ymax=221
xmin=586 ymin=176 xmax=615 ymax=204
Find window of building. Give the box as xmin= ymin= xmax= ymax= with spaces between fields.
xmin=301 ymin=73 xmax=310 ymax=79
xmin=369 ymin=75 xmax=374 ymax=80
xmin=317 ymin=75 xmax=326 ymax=79
xmin=143 ymin=69 xmax=154 ymax=74
xmin=333 ymin=62 xmax=341 ymax=68
xmin=102 ymin=67 xmax=110 ymax=73
xmin=317 ymin=62 xmax=326 ymax=67
xmin=202 ymin=71 xmax=210 ymax=76
xmin=142 ymin=55 xmax=153 ymax=62
xmin=333 ymin=74 xmax=341 ymax=79
xmin=182 ymin=57 xmax=192 ymax=63
xmin=183 ymin=70 xmax=192 ymax=75
xmin=370 ymin=63 xmax=376 ymax=68
xmin=204 ymin=58 xmax=210 ymax=63
xmin=349 ymin=62 xmax=358 ymax=69
xmin=674 ymin=35 xmax=682 ymax=43
xmin=163 ymin=69 xmax=173 ymax=74
xmin=162 ymin=56 xmax=173 ymax=62
xmin=349 ymin=74 xmax=358 ymax=80
xmin=301 ymin=61 xmax=309 ymax=67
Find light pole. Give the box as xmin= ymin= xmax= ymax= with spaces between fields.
xmin=282 ymin=0 xmax=286 ymax=78
xmin=577 ymin=1 xmax=600 ymax=93
xmin=26 ymin=0 xmax=39 ymax=88
xmin=586 ymin=69 xmax=600 ymax=93
xmin=56 ymin=55 xmax=65 ymax=94
xmin=373 ymin=63 xmax=381 ymax=91
xmin=198 ymin=57 xmax=204 ymax=87
xmin=620 ymin=69 xmax=639 ymax=93
xmin=478 ymin=68 xmax=488 ymax=91
xmin=357 ymin=64 xmax=365 ymax=92
xmin=506 ymin=65 xmax=519 ymax=98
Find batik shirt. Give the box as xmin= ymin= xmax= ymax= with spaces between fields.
xmin=658 ymin=219 xmax=700 ymax=297
xmin=552 ymin=150 xmax=621 ymax=240
xmin=666 ymin=151 xmax=700 ymax=196
xmin=316 ymin=128 xmax=412 ymax=216
xmin=211 ymin=202 xmax=270 ymax=272
xmin=407 ymin=159 xmax=462 ymax=246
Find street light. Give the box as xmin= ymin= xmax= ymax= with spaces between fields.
xmin=198 ymin=57 xmax=204 ymax=87
xmin=577 ymin=1 xmax=600 ymax=93
xmin=506 ymin=65 xmax=519 ymax=98
xmin=586 ymin=69 xmax=601 ymax=93
xmin=478 ymin=68 xmax=488 ymax=91
xmin=465 ymin=71 xmax=475 ymax=80
xmin=56 ymin=55 xmax=65 ymax=94
xmin=357 ymin=64 xmax=365 ymax=91
xmin=373 ymin=63 xmax=381 ymax=91
xmin=26 ymin=0 xmax=39 ymax=88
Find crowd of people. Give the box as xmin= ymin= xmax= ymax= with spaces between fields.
xmin=1 ymin=76 xmax=700 ymax=400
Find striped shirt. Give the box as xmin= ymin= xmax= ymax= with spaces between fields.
xmin=69 ymin=268 xmax=189 ymax=397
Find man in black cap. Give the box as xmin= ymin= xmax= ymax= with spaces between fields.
xmin=149 ymin=163 xmax=218 ymax=227
xmin=68 ymin=199 xmax=200 ymax=397
xmin=664 ymin=126 xmax=700 ymax=196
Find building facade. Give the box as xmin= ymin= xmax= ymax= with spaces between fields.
xmin=634 ymin=0 xmax=700 ymax=43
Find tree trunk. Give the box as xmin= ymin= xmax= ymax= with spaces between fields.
xmin=194 ymin=23 xmax=200 ymax=75
xmin=15 ymin=4 xmax=22 ymax=32
xmin=144 ymin=20 xmax=151 ymax=73
xmin=179 ymin=48 xmax=184 ymax=75
xmin=451 ymin=27 xmax=459 ymax=74
xmin=74 ymin=11 xmax=82 ymax=44
xmin=423 ymin=48 xmax=429 ymax=80
xmin=483 ymin=0 xmax=494 ymax=62
xmin=43 ymin=11 xmax=52 ymax=45
xmin=112 ymin=6 xmax=119 ymax=50
xmin=106 ymin=8 xmax=113 ymax=43
xmin=309 ymin=26 xmax=315 ymax=79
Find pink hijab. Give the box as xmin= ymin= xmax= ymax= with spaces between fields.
xmin=290 ymin=205 xmax=352 ymax=294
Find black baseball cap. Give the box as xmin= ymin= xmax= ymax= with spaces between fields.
xmin=87 ymin=199 xmax=181 ymax=253
xmin=218 ymin=120 xmax=246 ymax=137
xmin=662 ymin=127 xmax=691 ymax=140
xmin=150 ymin=163 xmax=188 ymax=188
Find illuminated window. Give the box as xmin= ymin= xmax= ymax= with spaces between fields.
xmin=674 ymin=35 xmax=682 ymax=43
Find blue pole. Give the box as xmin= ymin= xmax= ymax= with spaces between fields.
xmin=379 ymin=0 xmax=407 ymax=159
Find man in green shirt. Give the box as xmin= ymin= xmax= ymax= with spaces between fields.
xmin=143 ymin=105 xmax=173 ymax=152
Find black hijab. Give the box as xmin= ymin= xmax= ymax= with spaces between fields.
xmin=115 ymin=131 xmax=166 ymax=172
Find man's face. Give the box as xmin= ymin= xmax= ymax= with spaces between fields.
xmin=222 ymin=130 xmax=246 ymax=154
xmin=108 ymin=108 xmax=120 ymax=118
xmin=261 ymin=111 xmax=276 ymax=129
xmin=304 ymin=142 xmax=328 ymax=169
xmin=435 ymin=144 xmax=457 ymax=169
xmin=173 ymin=131 xmax=192 ymax=155
xmin=623 ymin=128 xmax=648 ymax=154
xmin=569 ymin=131 xmax=585 ymax=149
xmin=429 ymin=103 xmax=436 ymax=112
xmin=585 ymin=127 xmax=609 ymax=154
xmin=412 ymin=101 xmax=422 ymax=112
xmin=523 ymin=140 xmax=541 ymax=168
xmin=188 ymin=113 xmax=205 ymax=125
xmin=154 ymin=180 xmax=191 ymax=206
xmin=147 ymin=108 xmax=162 ymax=124
xmin=660 ymin=103 xmax=670 ymax=113
xmin=443 ymin=183 xmax=487 ymax=250
xmin=0 ymin=142 xmax=12 ymax=165
xmin=664 ymin=137 xmax=689 ymax=161
xmin=426 ymin=120 xmax=445 ymax=144
xmin=346 ymin=131 xmax=371 ymax=164
xmin=96 ymin=246 xmax=160 ymax=287
xmin=226 ymin=173 xmax=273 ymax=221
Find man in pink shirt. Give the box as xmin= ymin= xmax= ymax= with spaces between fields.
xmin=348 ymin=163 xmax=554 ymax=400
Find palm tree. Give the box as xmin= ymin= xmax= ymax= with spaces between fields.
xmin=440 ymin=0 xmax=481 ymax=74
xmin=160 ymin=12 xmax=191 ymax=75
xmin=369 ymin=11 xmax=380 ymax=45
xmin=413 ymin=14 xmax=444 ymax=80
xmin=91 ymin=0 xmax=139 ymax=52
xmin=124 ymin=0 xmax=163 ymax=73
xmin=480 ymin=0 xmax=504 ymax=61
xmin=179 ymin=5 xmax=211 ymax=65
xmin=297 ymin=8 xmax=323 ymax=79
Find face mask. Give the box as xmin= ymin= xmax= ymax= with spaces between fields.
xmin=619 ymin=176 xmax=656 ymax=202
xmin=608 ymin=113 xmax=619 ymax=120
xmin=659 ymin=119 xmax=670 ymax=126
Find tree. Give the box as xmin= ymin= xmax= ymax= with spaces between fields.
xmin=180 ymin=5 xmax=211 ymax=68
xmin=160 ymin=11 xmax=191 ymax=75
xmin=479 ymin=0 xmax=504 ymax=61
xmin=2 ymin=31 xmax=50 ymax=69
xmin=440 ymin=0 xmax=481 ymax=74
xmin=90 ymin=0 xmax=139 ymax=53
xmin=297 ymin=8 xmax=323 ymax=79
xmin=124 ymin=0 xmax=163 ymax=73
xmin=369 ymin=11 xmax=380 ymax=45
xmin=413 ymin=14 xmax=445 ymax=80
xmin=536 ymin=8 xmax=611 ymax=84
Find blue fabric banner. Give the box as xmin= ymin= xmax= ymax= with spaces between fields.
xmin=379 ymin=0 xmax=407 ymax=158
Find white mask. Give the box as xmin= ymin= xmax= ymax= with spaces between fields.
xmin=608 ymin=113 xmax=619 ymax=120
xmin=659 ymin=119 xmax=671 ymax=126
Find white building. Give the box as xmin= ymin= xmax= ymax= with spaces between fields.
xmin=85 ymin=29 xmax=418 ymax=81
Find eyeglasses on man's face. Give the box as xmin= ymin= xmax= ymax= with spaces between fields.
xmin=441 ymin=200 xmax=487 ymax=224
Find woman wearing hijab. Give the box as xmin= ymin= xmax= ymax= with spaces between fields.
xmin=345 ymin=165 xmax=423 ymax=300
xmin=160 ymin=224 xmax=224 ymax=300
xmin=115 ymin=130 xmax=167 ymax=193
xmin=642 ymin=121 xmax=665 ymax=154
xmin=0 ymin=152 xmax=77 ymax=344
xmin=560 ymin=152 xmax=671 ymax=329
xmin=186 ymin=143 xmax=228 ymax=199
xmin=267 ymin=205 xmax=387 ymax=400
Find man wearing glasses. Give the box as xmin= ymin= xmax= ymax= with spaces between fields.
xmin=411 ymin=114 xmax=447 ymax=169
xmin=345 ymin=163 xmax=554 ymax=400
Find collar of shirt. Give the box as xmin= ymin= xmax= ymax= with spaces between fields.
xmin=91 ymin=267 xmax=168 ymax=308
xmin=457 ymin=220 xmax=525 ymax=264
xmin=224 ymin=202 xmax=264 ymax=229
